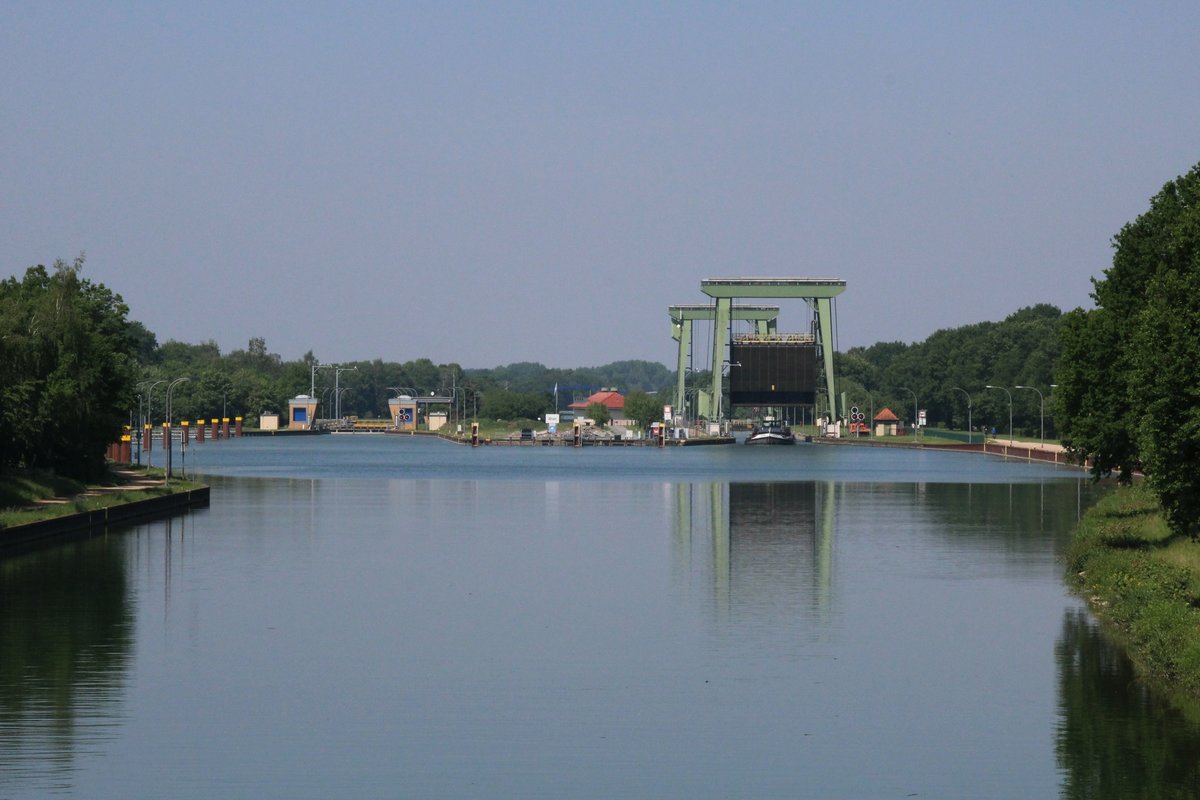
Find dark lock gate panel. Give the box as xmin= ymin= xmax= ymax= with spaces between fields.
xmin=729 ymin=335 xmax=819 ymax=407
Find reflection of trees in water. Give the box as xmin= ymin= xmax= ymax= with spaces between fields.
xmin=915 ymin=480 xmax=1106 ymax=553
xmin=0 ymin=537 xmax=133 ymax=792
xmin=1056 ymin=608 xmax=1200 ymax=799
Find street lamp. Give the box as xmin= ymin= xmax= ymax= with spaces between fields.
xmin=1014 ymin=385 xmax=1045 ymax=447
xmin=861 ymin=392 xmax=874 ymax=435
xmin=319 ymin=387 xmax=333 ymax=420
xmin=899 ymin=387 xmax=918 ymax=435
xmin=137 ymin=379 xmax=166 ymax=468
xmin=334 ymin=365 xmax=357 ymax=421
xmin=950 ymin=387 xmax=972 ymax=443
xmin=134 ymin=392 xmax=144 ymax=465
xmin=310 ymin=362 xmax=332 ymax=400
xmin=985 ymin=385 xmax=1012 ymax=442
xmin=165 ymin=377 xmax=191 ymax=480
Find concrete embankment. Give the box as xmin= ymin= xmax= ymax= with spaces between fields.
xmin=816 ymin=436 xmax=1088 ymax=469
xmin=1 ymin=486 xmax=210 ymax=557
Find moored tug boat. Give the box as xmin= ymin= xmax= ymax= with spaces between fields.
xmin=745 ymin=418 xmax=796 ymax=445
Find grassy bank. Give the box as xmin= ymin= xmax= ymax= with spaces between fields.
xmin=1066 ymin=483 xmax=1200 ymax=700
xmin=0 ymin=467 xmax=203 ymax=530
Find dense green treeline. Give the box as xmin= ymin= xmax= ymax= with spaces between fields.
xmin=138 ymin=344 xmax=674 ymax=424
xmin=835 ymin=303 xmax=1064 ymax=436
xmin=1055 ymin=162 xmax=1200 ymax=538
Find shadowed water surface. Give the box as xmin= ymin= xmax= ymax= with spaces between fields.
xmin=3 ymin=437 xmax=1199 ymax=798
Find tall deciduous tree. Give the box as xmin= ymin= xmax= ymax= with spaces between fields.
xmin=622 ymin=390 xmax=662 ymax=430
xmin=0 ymin=258 xmax=139 ymax=479
xmin=585 ymin=402 xmax=611 ymax=427
xmin=1056 ymin=162 xmax=1200 ymax=537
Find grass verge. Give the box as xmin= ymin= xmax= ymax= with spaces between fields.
xmin=0 ymin=467 xmax=204 ymax=530
xmin=1066 ymin=482 xmax=1200 ymax=701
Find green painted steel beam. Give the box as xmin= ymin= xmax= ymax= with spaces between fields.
xmin=669 ymin=304 xmax=780 ymax=322
xmin=700 ymin=278 xmax=846 ymax=300
xmin=697 ymin=277 xmax=846 ymax=423
xmin=669 ymin=304 xmax=780 ymax=423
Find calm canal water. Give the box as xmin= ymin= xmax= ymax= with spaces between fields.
xmin=3 ymin=436 xmax=1199 ymax=799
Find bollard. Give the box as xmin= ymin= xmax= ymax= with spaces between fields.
xmin=471 ymin=421 xmax=480 ymax=447
xmin=222 ymin=417 xmax=230 ymax=440
xmin=211 ymin=419 xmax=220 ymax=440
xmin=574 ymin=421 xmax=582 ymax=448
xmin=235 ymin=416 xmax=243 ymax=437
xmin=197 ymin=419 xmax=206 ymax=442
xmin=181 ymin=420 xmax=190 ymax=446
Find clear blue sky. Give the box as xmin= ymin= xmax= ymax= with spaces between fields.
xmin=4 ymin=2 xmax=1198 ymax=368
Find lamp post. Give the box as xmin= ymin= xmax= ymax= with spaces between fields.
xmin=165 ymin=377 xmax=190 ymax=481
xmin=985 ymin=385 xmax=1012 ymax=442
xmin=319 ymin=387 xmax=333 ymax=421
xmin=1014 ymin=385 xmax=1045 ymax=447
xmin=716 ymin=361 xmax=740 ymax=422
xmin=682 ymin=367 xmax=694 ymax=427
xmin=310 ymin=362 xmax=332 ymax=401
xmin=1050 ymin=384 xmax=1058 ymax=440
xmin=951 ymin=386 xmax=972 ymax=444
xmin=135 ymin=392 xmax=144 ymax=465
xmin=863 ymin=392 xmax=874 ymax=436
xmin=334 ymin=365 xmax=357 ymax=422
xmin=138 ymin=379 xmax=166 ymax=468
xmin=899 ymin=387 xmax=918 ymax=435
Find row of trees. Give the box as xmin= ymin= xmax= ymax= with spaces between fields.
xmin=140 ymin=345 xmax=672 ymax=426
xmin=141 ymin=342 xmax=467 ymax=427
xmin=834 ymin=304 xmax=1064 ymax=436
xmin=1055 ymin=162 xmax=1200 ymax=538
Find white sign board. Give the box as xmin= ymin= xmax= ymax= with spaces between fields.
xmin=663 ymin=405 xmax=673 ymax=422
xmin=545 ymin=413 xmax=560 ymax=426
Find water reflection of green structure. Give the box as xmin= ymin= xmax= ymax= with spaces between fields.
xmin=0 ymin=537 xmax=134 ymax=794
xmin=673 ymin=481 xmax=835 ymax=624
